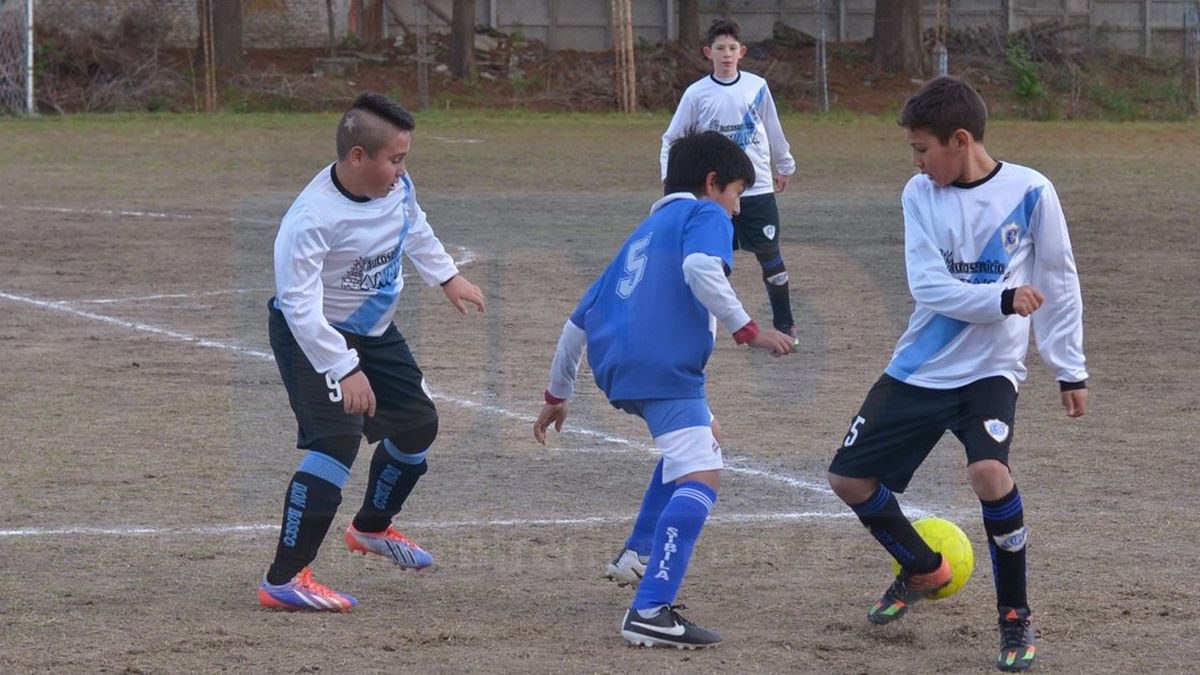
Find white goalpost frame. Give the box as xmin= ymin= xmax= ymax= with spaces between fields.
xmin=23 ymin=0 xmax=32 ymax=114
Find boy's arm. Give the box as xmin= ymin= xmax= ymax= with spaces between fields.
xmin=682 ymin=252 xmax=794 ymax=355
xmin=681 ymin=253 xmax=752 ymax=337
xmin=759 ymin=84 xmax=796 ymax=184
xmin=401 ymin=196 xmax=460 ymax=286
xmin=660 ymin=88 xmax=697 ymax=182
xmin=1028 ymin=182 xmax=1089 ymax=390
xmin=273 ymin=207 xmax=360 ymax=382
xmin=902 ymin=189 xmax=1008 ymax=324
xmin=535 ymin=317 xmax=587 ymax=445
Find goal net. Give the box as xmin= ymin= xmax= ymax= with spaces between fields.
xmin=0 ymin=0 xmax=34 ymax=115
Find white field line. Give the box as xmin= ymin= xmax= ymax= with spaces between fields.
xmin=0 ymin=287 xmax=843 ymax=500
xmin=70 ymin=288 xmax=274 ymax=305
xmin=2 ymin=203 xmax=477 ymax=270
xmin=0 ymin=511 xmax=859 ymax=539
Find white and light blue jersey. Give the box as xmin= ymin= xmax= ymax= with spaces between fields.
xmin=273 ymin=164 xmax=458 ymax=382
xmin=885 ymin=162 xmax=1087 ymax=389
xmin=660 ymin=71 xmax=795 ymax=197
xmin=569 ymin=197 xmax=736 ymax=401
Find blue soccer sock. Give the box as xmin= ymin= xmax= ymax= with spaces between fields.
xmin=851 ymin=483 xmax=941 ymax=574
xmin=631 ymin=481 xmax=716 ymax=611
xmin=981 ymin=485 xmax=1029 ymax=609
xmin=352 ymin=439 xmax=428 ymax=533
xmin=624 ymin=459 xmax=675 ymax=556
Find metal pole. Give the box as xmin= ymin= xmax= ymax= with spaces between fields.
xmin=1143 ymin=0 xmax=1152 ymax=58
xmin=817 ymin=0 xmax=828 ymax=113
xmin=25 ymin=0 xmax=34 ymax=115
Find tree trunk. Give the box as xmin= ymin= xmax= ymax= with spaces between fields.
xmin=678 ymin=0 xmax=700 ymax=49
xmin=872 ymin=0 xmax=925 ymax=76
xmin=450 ymin=0 xmax=476 ymax=78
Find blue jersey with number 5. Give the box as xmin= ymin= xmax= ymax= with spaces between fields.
xmin=569 ymin=196 xmax=734 ymax=401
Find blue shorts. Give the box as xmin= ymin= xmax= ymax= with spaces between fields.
xmin=614 ymin=398 xmax=722 ymax=483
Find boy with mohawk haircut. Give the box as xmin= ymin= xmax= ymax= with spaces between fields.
xmin=258 ymin=92 xmax=485 ymax=612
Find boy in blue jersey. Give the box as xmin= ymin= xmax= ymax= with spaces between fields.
xmin=534 ymin=131 xmax=795 ymax=648
xmin=827 ymin=77 xmax=1088 ymax=672
xmin=258 ymin=93 xmax=485 ymax=612
xmin=661 ymin=18 xmax=798 ymax=339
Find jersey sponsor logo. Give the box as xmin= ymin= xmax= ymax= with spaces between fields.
xmin=984 ymin=418 xmax=1010 ymax=443
xmin=343 ymin=247 xmax=401 ymax=292
xmin=762 ymin=224 xmax=776 ymax=240
xmin=1001 ymin=222 xmax=1022 ymax=254
xmin=992 ymin=525 xmax=1028 ymax=552
xmin=940 ymin=249 xmax=1007 ymax=282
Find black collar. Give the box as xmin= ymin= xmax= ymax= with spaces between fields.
xmin=330 ymin=164 xmax=370 ymax=203
xmin=952 ymin=161 xmax=1003 ymax=189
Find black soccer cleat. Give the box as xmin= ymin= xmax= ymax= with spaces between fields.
xmin=997 ymin=606 xmax=1036 ymax=671
xmin=620 ymin=604 xmax=723 ymax=649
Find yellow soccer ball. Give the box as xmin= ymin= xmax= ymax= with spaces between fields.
xmin=890 ymin=517 xmax=974 ymax=600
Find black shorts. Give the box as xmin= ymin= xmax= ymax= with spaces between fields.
xmin=828 ymin=374 xmax=1018 ymax=492
xmin=732 ymin=192 xmax=782 ymax=254
xmin=268 ymin=299 xmax=437 ymax=449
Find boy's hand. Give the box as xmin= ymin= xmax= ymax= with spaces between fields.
xmin=748 ymin=329 xmax=795 ymax=357
xmin=443 ymin=275 xmax=486 ymax=315
xmin=340 ymin=370 xmax=377 ymax=417
xmin=1012 ymin=285 xmax=1045 ymax=317
xmin=1062 ymin=388 xmax=1087 ymax=418
xmin=533 ymin=401 xmax=569 ymax=445
xmin=774 ymin=174 xmax=791 ymax=193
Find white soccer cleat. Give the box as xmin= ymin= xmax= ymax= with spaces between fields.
xmin=605 ymin=548 xmax=648 ymax=588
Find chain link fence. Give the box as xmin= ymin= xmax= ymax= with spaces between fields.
xmin=0 ymin=0 xmax=33 ymax=115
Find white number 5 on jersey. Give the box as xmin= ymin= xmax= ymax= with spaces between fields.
xmin=616 ymin=233 xmax=652 ymax=299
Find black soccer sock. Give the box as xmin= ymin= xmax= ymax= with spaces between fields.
xmin=851 ymin=483 xmax=941 ymax=574
xmin=981 ymin=485 xmax=1029 ymax=609
xmin=266 ymin=450 xmax=356 ymax=585
xmin=756 ymin=249 xmax=795 ymax=332
xmin=352 ymin=439 xmax=429 ymax=533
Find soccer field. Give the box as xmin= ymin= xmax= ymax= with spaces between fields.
xmin=1 ymin=112 xmax=1197 ymax=672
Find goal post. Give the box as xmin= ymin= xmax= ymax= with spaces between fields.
xmin=0 ymin=0 xmax=35 ymax=116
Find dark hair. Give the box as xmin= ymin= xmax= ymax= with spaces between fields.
xmin=664 ymin=130 xmax=755 ymax=197
xmin=705 ymin=18 xmax=741 ymax=46
xmin=899 ymin=76 xmax=988 ymax=144
xmin=336 ymin=92 xmax=416 ymax=160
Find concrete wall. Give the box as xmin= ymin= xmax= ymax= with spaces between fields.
xmin=34 ymin=0 xmax=1200 ymax=58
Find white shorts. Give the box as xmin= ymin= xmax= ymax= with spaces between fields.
xmin=654 ymin=425 xmax=724 ymax=483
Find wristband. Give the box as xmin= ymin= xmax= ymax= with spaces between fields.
xmin=544 ymin=389 xmax=566 ymax=405
xmin=1000 ymin=288 xmax=1016 ymax=315
xmin=732 ymin=320 xmax=760 ymax=345
xmin=1059 ymin=379 xmax=1087 ymax=392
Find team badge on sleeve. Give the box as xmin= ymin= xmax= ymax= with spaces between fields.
xmin=984 ymin=418 xmax=1010 ymax=443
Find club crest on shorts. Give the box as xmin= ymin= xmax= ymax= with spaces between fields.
xmin=984 ymin=418 xmax=1010 ymax=443
xmin=1001 ymin=222 xmax=1021 ymax=254
xmin=762 ymin=224 xmax=776 ymax=240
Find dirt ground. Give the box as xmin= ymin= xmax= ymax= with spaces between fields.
xmin=0 ymin=113 xmax=1198 ymax=673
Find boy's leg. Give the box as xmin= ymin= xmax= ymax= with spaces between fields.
xmin=606 ymin=458 xmax=671 ymax=587
xmin=260 ymin=301 xmax=362 ymax=610
xmin=733 ymin=193 xmax=795 ymax=334
xmin=828 ymin=375 xmax=953 ymax=624
xmin=619 ymin=399 xmax=723 ymax=648
xmin=346 ymin=325 xmax=439 ymax=569
xmin=266 ymin=442 xmax=359 ymax=584
xmin=954 ymin=377 xmax=1034 ymax=671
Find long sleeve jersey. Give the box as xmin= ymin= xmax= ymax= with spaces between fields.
xmin=660 ymin=71 xmax=796 ymax=197
xmin=273 ymin=165 xmax=459 ymax=382
xmin=545 ymin=194 xmax=754 ymax=402
xmin=885 ymin=161 xmax=1088 ymax=390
